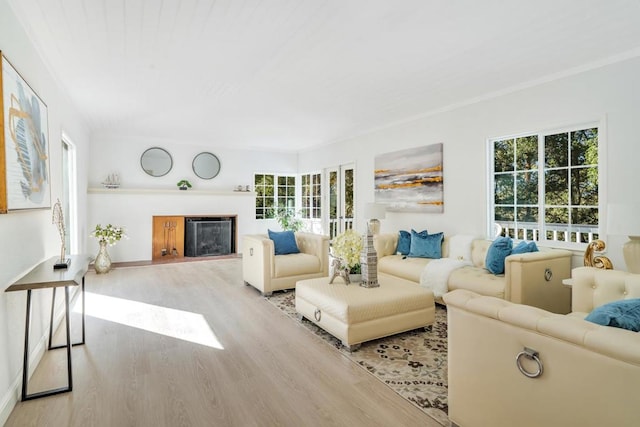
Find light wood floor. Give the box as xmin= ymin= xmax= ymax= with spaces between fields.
xmin=6 ymin=258 xmax=442 ymax=427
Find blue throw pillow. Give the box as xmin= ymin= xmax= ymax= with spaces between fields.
xmin=396 ymin=230 xmax=411 ymax=255
xmin=267 ymin=230 xmax=300 ymax=255
xmin=408 ymin=231 xmax=443 ymax=259
xmin=485 ymin=236 xmax=513 ymax=274
xmin=397 ymin=229 xmax=427 ymax=255
xmin=585 ymin=299 xmax=640 ymax=332
xmin=511 ymin=241 xmax=539 ymax=254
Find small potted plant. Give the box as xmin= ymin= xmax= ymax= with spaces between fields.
xmin=177 ymin=179 xmax=192 ymax=190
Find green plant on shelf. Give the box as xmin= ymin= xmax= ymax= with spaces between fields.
xmin=177 ymin=179 xmax=192 ymax=190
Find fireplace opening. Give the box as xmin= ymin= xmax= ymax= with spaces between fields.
xmin=185 ymin=217 xmax=236 ymax=257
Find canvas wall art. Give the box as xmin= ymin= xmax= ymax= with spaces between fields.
xmin=374 ymin=143 xmax=443 ymax=213
xmin=0 ymin=52 xmax=50 ymax=213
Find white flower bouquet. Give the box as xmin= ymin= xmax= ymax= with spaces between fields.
xmin=91 ymin=224 xmax=127 ymax=246
xmin=331 ymin=229 xmax=363 ymax=273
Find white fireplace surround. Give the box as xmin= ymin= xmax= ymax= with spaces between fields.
xmin=88 ymin=188 xmax=258 ymax=262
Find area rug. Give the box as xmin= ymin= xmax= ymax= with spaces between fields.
xmin=265 ymin=290 xmax=450 ymax=426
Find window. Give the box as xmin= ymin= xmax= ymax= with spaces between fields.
xmin=254 ymin=174 xmax=296 ymax=219
xmin=490 ymin=125 xmax=599 ymax=245
xmin=301 ymin=172 xmax=321 ymax=219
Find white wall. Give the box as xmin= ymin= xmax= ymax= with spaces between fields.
xmin=87 ymin=135 xmax=298 ymax=260
xmin=299 ymin=57 xmax=640 ymax=270
xmin=0 ymin=0 xmax=91 ymax=422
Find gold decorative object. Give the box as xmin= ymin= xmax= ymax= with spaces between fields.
xmin=583 ymin=239 xmax=613 ymax=270
xmin=51 ymin=198 xmax=70 ymax=269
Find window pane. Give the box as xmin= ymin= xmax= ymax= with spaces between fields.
xmin=545 ymin=169 xmax=568 ymax=205
xmin=494 ymin=174 xmax=514 ymax=204
xmin=572 ymin=207 xmax=599 ymax=226
xmin=265 ymin=175 xmax=274 ymax=186
xmin=494 ymin=139 xmax=514 ymax=172
xmin=571 ymin=168 xmax=598 ymax=206
xmin=515 ymin=136 xmax=538 ymax=170
xmin=545 ymin=207 xmax=568 ymax=226
xmin=545 ymin=133 xmax=568 ymax=168
xmin=265 ymin=185 xmax=274 ymax=197
xmin=255 ymin=174 xmax=264 ymax=186
xmin=571 ymin=128 xmax=598 ymax=166
xmin=515 ymin=171 xmax=538 ymax=204
xmin=516 ymin=207 xmax=538 ymax=223
xmin=287 ymin=176 xmax=296 ymax=186
xmin=495 ymin=206 xmax=514 ymax=221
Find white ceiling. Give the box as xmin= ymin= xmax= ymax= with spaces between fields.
xmin=7 ymin=0 xmax=640 ymax=152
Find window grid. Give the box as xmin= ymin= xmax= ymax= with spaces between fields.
xmin=301 ymin=173 xmax=321 ymax=219
xmin=491 ymin=126 xmax=599 ymax=246
xmin=254 ymin=174 xmax=297 ymax=220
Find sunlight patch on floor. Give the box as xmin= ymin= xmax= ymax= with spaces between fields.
xmin=74 ymin=292 xmax=224 ymax=349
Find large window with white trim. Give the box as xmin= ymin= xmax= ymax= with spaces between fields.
xmin=301 ymin=172 xmax=321 ymax=219
xmin=490 ymin=125 xmax=600 ymax=245
xmin=254 ymin=173 xmax=296 ymax=219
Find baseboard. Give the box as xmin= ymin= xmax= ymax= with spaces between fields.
xmin=0 ymin=333 xmax=48 ymax=425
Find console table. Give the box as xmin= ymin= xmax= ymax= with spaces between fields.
xmin=5 ymin=254 xmax=92 ymax=401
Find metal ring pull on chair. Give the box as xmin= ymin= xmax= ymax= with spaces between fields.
xmin=516 ymin=347 xmax=543 ymax=378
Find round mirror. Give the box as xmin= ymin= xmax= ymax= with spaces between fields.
xmin=140 ymin=147 xmax=173 ymax=177
xmin=192 ymin=152 xmax=221 ymax=180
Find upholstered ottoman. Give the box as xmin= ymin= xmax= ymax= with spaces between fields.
xmin=295 ymin=273 xmax=435 ymax=351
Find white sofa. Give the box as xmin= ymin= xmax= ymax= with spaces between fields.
xmin=374 ymin=233 xmax=573 ymax=313
xmin=443 ymin=267 xmax=640 ymax=427
xmin=242 ymin=232 xmax=330 ymax=296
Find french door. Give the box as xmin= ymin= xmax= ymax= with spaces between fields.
xmin=326 ymin=163 xmax=355 ymax=239
xmin=61 ymin=137 xmax=77 ymax=254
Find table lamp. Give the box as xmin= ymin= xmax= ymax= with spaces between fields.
xmin=364 ymin=203 xmax=386 ymax=235
xmin=607 ymin=203 xmax=640 ymax=273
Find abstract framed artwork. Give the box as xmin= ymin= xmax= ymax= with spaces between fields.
xmin=374 ymin=143 xmax=443 ymax=213
xmin=0 ymin=51 xmax=50 ymax=213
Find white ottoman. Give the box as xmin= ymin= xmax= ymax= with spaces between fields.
xmin=295 ymin=273 xmax=435 ymax=351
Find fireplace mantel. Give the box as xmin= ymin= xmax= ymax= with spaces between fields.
xmin=88 ymin=187 xmax=254 ymax=196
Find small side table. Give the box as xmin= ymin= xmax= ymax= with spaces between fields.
xmin=5 ymin=254 xmax=92 ymax=401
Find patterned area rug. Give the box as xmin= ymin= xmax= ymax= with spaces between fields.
xmin=265 ymin=290 xmax=450 ymax=426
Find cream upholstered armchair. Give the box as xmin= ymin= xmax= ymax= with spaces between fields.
xmin=443 ymin=267 xmax=640 ymax=427
xmin=242 ymin=232 xmax=329 ymax=296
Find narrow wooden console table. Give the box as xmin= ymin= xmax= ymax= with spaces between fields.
xmin=5 ymin=254 xmax=93 ymax=401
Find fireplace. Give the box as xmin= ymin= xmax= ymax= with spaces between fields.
xmin=185 ymin=217 xmax=236 ymax=257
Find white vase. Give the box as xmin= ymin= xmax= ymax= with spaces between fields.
xmin=94 ymin=241 xmax=112 ymax=274
xmin=349 ymin=273 xmax=361 ymax=283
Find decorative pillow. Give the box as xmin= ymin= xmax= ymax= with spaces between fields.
xmin=485 ymin=236 xmax=513 ymax=275
xmin=511 ymin=241 xmax=539 ymax=254
xmin=267 ymin=230 xmax=300 ymax=255
xmin=585 ymin=299 xmax=640 ymax=332
xmin=396 ymin=230 xmax=412 ymax=255
xmin=449 ymin=234 xmax=476 ymax=261
xmin=408 ymin=231 xmax=443 ymax=259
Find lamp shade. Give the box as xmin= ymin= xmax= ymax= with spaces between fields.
xmin=364 ymin=203 xmax=386 ymax=220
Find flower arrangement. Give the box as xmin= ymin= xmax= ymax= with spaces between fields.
xmin=331 ymin=229 xmax=363 ymax=273
xmin=91 ymin=224 xmax=127 ymax=246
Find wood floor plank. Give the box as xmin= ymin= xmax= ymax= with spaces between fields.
xmin=5 ymin=259 xmax=442 ymax=427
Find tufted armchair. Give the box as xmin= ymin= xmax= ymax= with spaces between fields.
xmin=443 ymin=267 xmax=640 ymax=427
xmin=242 ymin=232 xmax=330 ymax=296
